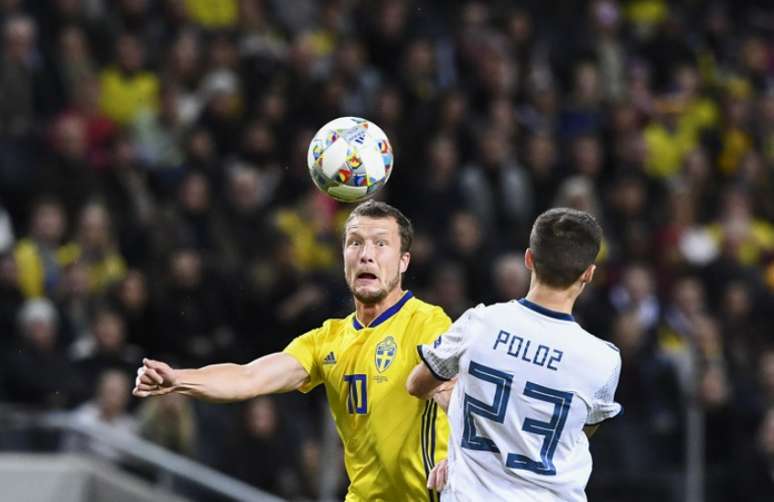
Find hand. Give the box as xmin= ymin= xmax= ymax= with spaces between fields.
xmin=133 ymin=358 xmax=178 ymax=397
xmin=426 ymin=458 xmax=448 ymax=492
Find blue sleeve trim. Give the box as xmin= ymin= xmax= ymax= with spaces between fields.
xmin=416 ymin=345 xmax=451 ymax=382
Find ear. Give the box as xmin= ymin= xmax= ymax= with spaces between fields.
xmin=524 ymin=249 xmax=534 ymax=271
xmin=581 ymin=264 xmax=596 ymax=284
xmin=400 ymin=252 xmax=411 ymax=274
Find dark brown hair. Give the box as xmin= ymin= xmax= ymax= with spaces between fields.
xmin=345 ymin=200 xmax=414 ymax=253
xmin=529 ymin=208 xmax=602 ymax=288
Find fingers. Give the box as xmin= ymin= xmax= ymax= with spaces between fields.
xmin=133 ymin=358 xmax=175 ymax=398
xmin=427 ymin=460 xmax=449 ymax=492
xmin=133 ymin=372 xmax=160 ymax=395
xmin=137 ymin=366 xmax=164 ymax=385
xmin=426 ymin=465 xmax=437 ymax=489
xmin=146 ymin=368 xmax=165 ymax=385
xmin=132 ymin=386 xmax=172 ymax=398
xmin=132 ymin=387 xmax=151 ymax=398
xmin=133 ymin=360 xmax=165 ymax=398
xmin=146 ymin=358 xmax=176 ymax=383
xmin=133 ymin=379 xmax=156 ymax=397
xmin=439 ymin=461 xmax=448 ymax=488
xmin=138 ymin=359 xmax=169 ymax=383
xmin=136 ymin=367 xmax=154 ymax=388
xmin=144 ymin=358 xmax=169 ymax=373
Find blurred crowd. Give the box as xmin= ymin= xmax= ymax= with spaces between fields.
xmin=0 ymin=0 xmax=773 ymax=500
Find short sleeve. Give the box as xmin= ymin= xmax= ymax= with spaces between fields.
xmin=417 ymin=305 xmax=482 ymax=381
xmin=283 ymin=328 xmax=323 ymax=393
xmin=586 ymin=353 xmax=623 ymax=425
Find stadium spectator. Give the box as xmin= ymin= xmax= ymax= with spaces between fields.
xmin=58 ymin=76 xmax=118 ymax=172
xmin=99 ymin=32 xmax=159 ymax=125
xmin=131 ymin=83 xmax=186 ymax=171
xmin=490 ymin=252 xmax=530 ymax=304
xmin=40 ymin=114 xmax=101 ymax=219
xmin=155 ymin=247 xmax=231 ymax=365
xmin=73 ymin=306 xmax=138 ymax=392
xmin=137 ymin=392 xmax=197 ymax=457
xmin=110 ymin=269 xmax=156 ymax=353
xmin=62 ymin=369 xmax=137 ymax=464
xmin=424 ymin=261 xmax=470 ymax=320
xmin=67 ymin=202 xmax=127 ymax=294
xmin=13 ymin=198 xmax=72 ymax=298
xmin=220 ymin=396 xmax=299 ymax=497
xmin=3 ymin=298 xmax=83 ymax=408
xmin=0 ymin=15 xmax=47 ymax=137
xmin=53 ymin=25 xmax=97 ymax=111
xmin=56 ymin=260 xmax=92 ymax=346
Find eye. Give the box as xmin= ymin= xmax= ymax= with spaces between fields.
xmin=377 ymin=240 xmax=387 ymax=247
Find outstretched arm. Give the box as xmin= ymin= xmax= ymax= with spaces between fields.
xmin=133 ymin=353 xmax=309 ymax=403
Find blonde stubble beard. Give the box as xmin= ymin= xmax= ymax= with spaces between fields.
xmin=349 ymin=270 xmax=402 ymax=306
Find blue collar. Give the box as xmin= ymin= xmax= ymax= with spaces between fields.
xmin=353 ymin=291 xmax=414 ymax=330
xmin=517 ymin=298 xmax=575 ymax=322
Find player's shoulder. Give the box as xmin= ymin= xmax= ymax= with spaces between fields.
xmin=480 ymin=300 xmax=518 ymax=314
xmin=576 ymin=324 xmax=622 ymax=365
xmin=406 ymin=295 xmax=451 ymax=324
xmin=467 ymin=300 xmax=524 ymax=322
xmin=313 ymin=316 xmax=352 ymax=338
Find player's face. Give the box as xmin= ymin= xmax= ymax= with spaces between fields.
xmin=344 ymin=216 xmax=409 ymax=305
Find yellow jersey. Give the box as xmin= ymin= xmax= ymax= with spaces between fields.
xmin=284 ymin=291 xmax=450 ymax=502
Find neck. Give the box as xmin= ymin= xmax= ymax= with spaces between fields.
xmin=525 ymin=281 xmax=582 ymax=315
xmin=355 ymin=287 xmax=405 ymax=327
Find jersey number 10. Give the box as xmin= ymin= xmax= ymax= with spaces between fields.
xmin=344 ymin=373 xmax=368 ymax=414
xmin=461 ymin=361 xmax=573 ymax=476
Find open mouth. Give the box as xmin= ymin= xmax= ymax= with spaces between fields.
xmin=356 ymin=272 xmax=378 ymax=281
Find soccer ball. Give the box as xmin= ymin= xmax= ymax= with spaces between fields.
xmin=307 ymin=117 xmax=394 ymax=203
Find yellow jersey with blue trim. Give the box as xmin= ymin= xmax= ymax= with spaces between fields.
xmin=283 ymin=291 xmax=451 ymax=502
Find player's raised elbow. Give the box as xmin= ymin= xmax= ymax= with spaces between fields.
xmin=406 ymin=363 xmax=432 ymax=398
xmin=406 ymin=374 xmax=422 ymax=397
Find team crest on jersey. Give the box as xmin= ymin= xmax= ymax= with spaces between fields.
xmin=375 ymin=336 xmax=397 ymax=373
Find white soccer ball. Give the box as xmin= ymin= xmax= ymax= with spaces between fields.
xmin=307 ymin=117 xmax=394 ymax=203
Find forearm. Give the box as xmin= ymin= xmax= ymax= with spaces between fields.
xmin=407 ymin=362 xmax=447 ymax=400
xmin=173 ymin=353 xmax=308 ymax=402
xmin=173 ymin=363 xmax=254 ymax=402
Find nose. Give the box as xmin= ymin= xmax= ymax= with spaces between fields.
xmin=359 ymin=241 xmax=376 ymax=263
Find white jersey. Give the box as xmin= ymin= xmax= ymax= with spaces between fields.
xmin=418 ymin=298 xmax=622 ymax=502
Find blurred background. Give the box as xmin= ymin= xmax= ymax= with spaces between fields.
xmin=0 ymin=0 xmax=772 ymax=501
